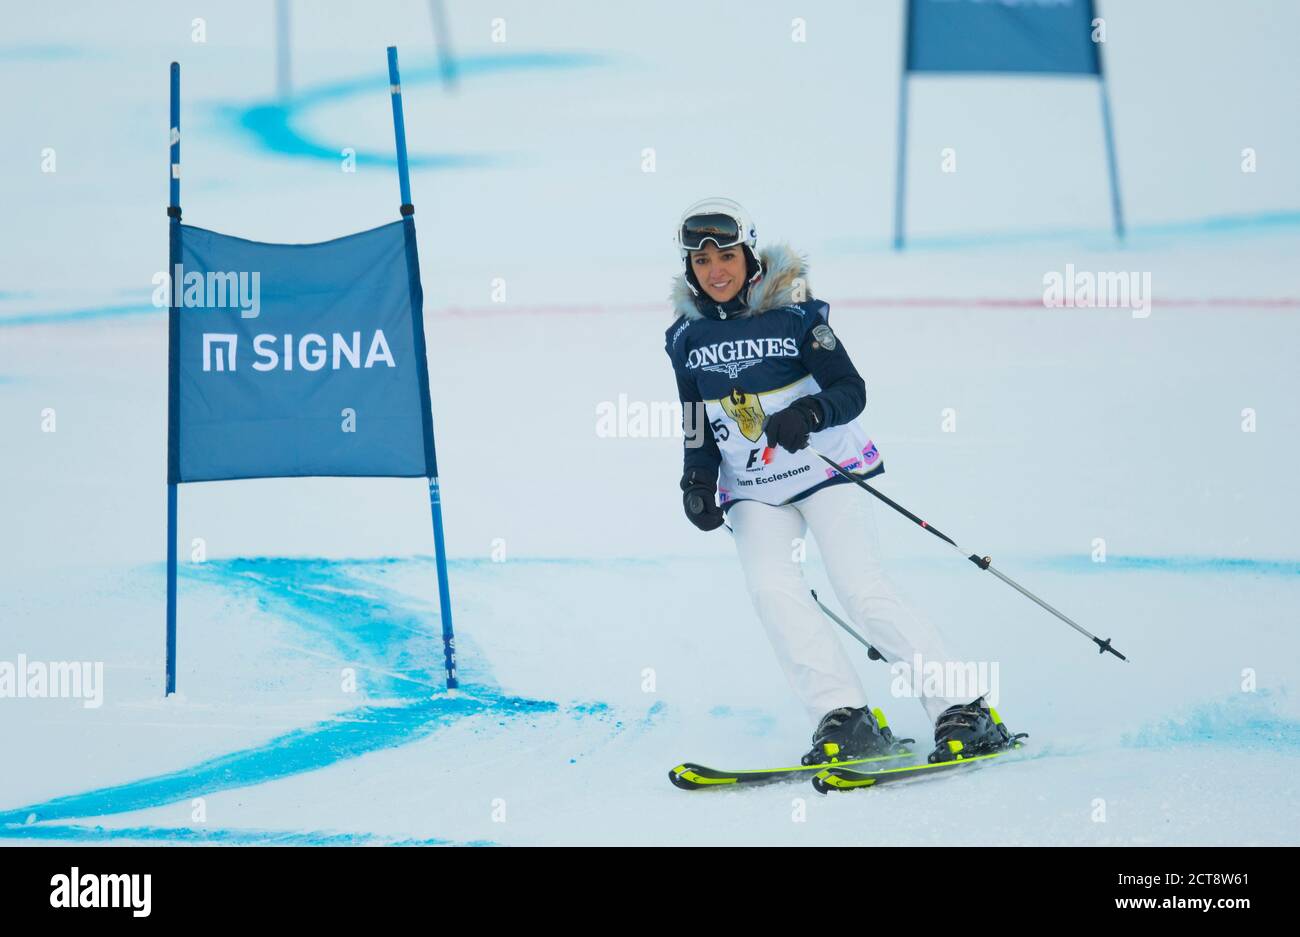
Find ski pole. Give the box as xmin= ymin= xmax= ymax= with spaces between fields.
xmin=809 ymin=589 xmax=885 ymax=661
xmin=721 ymin=523 xmax=888 ymax=664
xmin=804 ymin=446 xmax=1128 ymax=662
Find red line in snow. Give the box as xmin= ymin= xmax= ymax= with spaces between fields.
xmin=438 ymin=303 xmax=666 ymax=317
xmin=833 ymin=297 xmax=1300 ymax=309
xmin=434 ymin=297 xmax=1300 ymax=317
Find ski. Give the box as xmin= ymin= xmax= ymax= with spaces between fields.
xmin=669 ymin=748 xmax=919 ymax=791
xmin=811 ymin=741 xmax=1028 ymax=794
xmin=669 ymin=706 xmax=919 ymax=790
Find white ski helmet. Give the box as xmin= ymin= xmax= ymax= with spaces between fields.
xmin=675 ymin=197 xmax=763 ymax=298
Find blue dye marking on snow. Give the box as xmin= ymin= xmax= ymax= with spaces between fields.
xmin=565 ymin=700 xmax=623 ymax=730
xmin=1032 ymin=555 xmax=1300 ymax=577
xmin=219 ymin=52 xmax=609 ymax=169
xmin=445 ymin=555 xmax=668 ymax=572
xmin=557 ymin=702 xmax=667 ymax=766
xmin=824 ymin=209 xmax=1300 ymax=254
xmin=567 ymin=701 xmax=613 ymax=718
xmin=1123 ymin=690 xmax=1300 ymax=752
xmin=709 ymin=705 xmax=777 ymax=736
xmin=0 ymin=45 xmax=88 ymax=62
xmin=0 ymin=823 xmax=494 ymax=847
xmin=0 ymin=302 xmax=155 ymax=328
xmin=182 ymin=556 xmax=487 ymax=693
xmin=643 ymin=700 xmax=668 ymax=725
xmin=0 ymin=557 xmax=559 ymax=841
xmin=0 ymin=684 xmax=550 ymax=832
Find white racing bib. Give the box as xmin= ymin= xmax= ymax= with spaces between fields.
xmin=707 ymin=374 xmax=882 ymax=506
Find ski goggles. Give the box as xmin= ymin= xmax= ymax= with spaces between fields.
xmin=679 ymin=212 xmax=747 ymax=251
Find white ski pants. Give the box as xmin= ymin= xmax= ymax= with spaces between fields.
xmin=728 ymin=481 xmax=963 ymax=727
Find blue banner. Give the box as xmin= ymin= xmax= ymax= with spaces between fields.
xmin=907 ymin=0 xmax=1100 ymax=75
xmin=168 ymin=219 xmax=435 ymax=482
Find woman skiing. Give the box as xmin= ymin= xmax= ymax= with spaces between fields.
xmin=664 ymin=197 xmax=1016 ymax=766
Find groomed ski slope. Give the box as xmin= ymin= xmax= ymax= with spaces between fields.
xmin=2 ymin=1 xmax=1299 ymax=844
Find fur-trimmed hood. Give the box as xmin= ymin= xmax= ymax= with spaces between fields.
xmin=670 ymin=243 xmax=810 ymax=321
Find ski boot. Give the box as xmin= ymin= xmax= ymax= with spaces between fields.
xmin=928 ymin=696 xmax=1028 ymax=763
xmin=801 ymin=705 xmax=913 ymax=766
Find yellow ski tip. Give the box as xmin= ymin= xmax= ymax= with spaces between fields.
xmin=814 ymin=768 xmax=878 ymax=789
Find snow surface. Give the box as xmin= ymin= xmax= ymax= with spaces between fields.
xmin=1 ymin=0 xmax=1298 ymax=845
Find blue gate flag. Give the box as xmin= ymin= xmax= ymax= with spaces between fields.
xmin=169 ymin=218 xmax=436 ymax=482
xmin=162 ymin=48 xmax=457 ymax=699
xmin=907 ymin=0 xmax=1100 ymax=75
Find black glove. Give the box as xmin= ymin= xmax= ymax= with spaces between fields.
xmin=763 ymin=397 xmax=824 ymax=454
xmin=680 ymin=469 xmax=725 ymax=532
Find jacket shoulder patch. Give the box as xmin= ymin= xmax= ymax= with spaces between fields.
xmin=811 ymin=323 xmax=837 ymax=351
